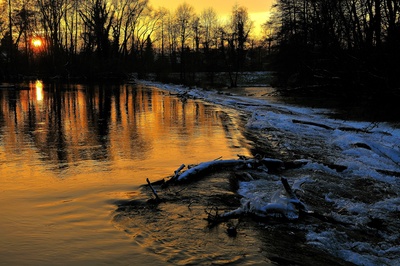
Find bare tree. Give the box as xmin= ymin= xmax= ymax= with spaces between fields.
xmin=37 ymin=0 xmax=66 ymax=55
xmin=200 ymin=7 xmax=219 ymax=51
xmin=110 ymin=0 xmax=148 ymax=57
xmin=110 ymin=0 xmax=130 ymax=56
xmin=134 ymin=6 xmax=161 ymax=56
xmin=79 ymin=0 xmax=114 ymax=58
xmin=0 ymin=4 xmax=7 ymax=40
xmin=262 ymin=20 xmax=275 ymax=54
xmin=384 ymin=0 xmax=400 ymax=50
xmin=175 ymin=2 xmax=195 ymax=81
xmin=166 ymin=10 xmax=178 ymax=57
xmin=191 ymin=15 xmax=200 ymax=52
xmin=153 ymin=7 xmax=169 ymax=57
xmin=224 ymin=4 xmax=253 ymax=87
xmin=12 ymin=1 xmax=36 ymax=57
xmin=7 ymin=0 xmax=13 ymax=60
xmin=119 ymin=0 xmax=148 ymax=56
xmin=268 ymin=0 xmax=400 ymax=92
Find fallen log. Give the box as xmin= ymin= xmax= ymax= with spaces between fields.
xmin=171 ymin=159 xmax=246 ymax=182
xmin=167 ymin=157 xmax=284 ymax=184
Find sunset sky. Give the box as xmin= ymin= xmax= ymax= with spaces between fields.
xmin=149 ymin=0 xmax=275 ymax=36
xmin=0 ymin=0 xmax=275 ymax=37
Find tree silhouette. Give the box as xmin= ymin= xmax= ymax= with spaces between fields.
xmin=80 ymin=0 xmax=114 ymax=58
xmin=223 ymin=5 xmax=252 ymax=87
xmin=175 ymin=3 xmax=195 ymax=82
xmin=269 ymin=0 xmax=400 ymax=95
xmin=2 ymin=0 xmax=392 ymax=96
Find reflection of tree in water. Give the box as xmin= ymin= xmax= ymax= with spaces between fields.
xmin=86 ymin=85 xmax=112 ymax=161
xmin=217 ymin=110 xmax=245 ymax=150
xmin=0 ymin=84 xmax=248 ymax=175
xmin=0 ymin=91 xmax=16 ymax=142
xmin=127 ymin=87 xmax=150 ymax=159
xmin=46 ymin=85 xmax=68 ymax=164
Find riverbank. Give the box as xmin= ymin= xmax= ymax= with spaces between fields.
xmin=142 ymin=70 xmax=400 ymax=124
xmin=120 ymin=80 xmax=400 ymax=265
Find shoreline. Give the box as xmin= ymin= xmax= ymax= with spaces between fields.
xmin=135 ymin=80 xmax=400 ymax=265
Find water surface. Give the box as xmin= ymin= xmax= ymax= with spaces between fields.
xmin=0 ymin=82 xmax=252 ymax=265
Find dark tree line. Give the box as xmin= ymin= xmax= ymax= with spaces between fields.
xmin=0 ymin=0 xmax=268 ymax=86
xmin=269 ymin=0 xmax=400 ymax=97
xmin=0 ymin=0 xmax=151 ymax=81
xmin=1 ymin=0 xmax=398 ymax=100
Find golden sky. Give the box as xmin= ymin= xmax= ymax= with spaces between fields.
xmin=149 ymin=0 xmax=275 ymax=36
xmin=0 ymin=0 xmax=274 ymax=37
xmin=149 ymin=0 xmax=274 ymax=14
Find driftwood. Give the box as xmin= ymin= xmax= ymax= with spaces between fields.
xmin=167 ymin=157 xmax=284 ymax=184
xmin=171 ymin=159 xmax=246 ymax=182
xmin=132 ymin=155 xmax=363 ymax=236
xmin=173 ymin=164 xmax=186 ymax=179
xmin=146 ymin=178 xmax=162 ymax=203
xmin=141 ymin=157 xmax=352 ymax=228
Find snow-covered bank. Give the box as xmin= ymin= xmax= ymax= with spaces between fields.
xmin=140 ymin=81 xmax=400 ymax=265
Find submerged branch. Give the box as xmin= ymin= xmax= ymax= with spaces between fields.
xmin=146 ymin=178 xmax=162 ymax=203
xmin=174 ymin=164 xmax=186 ymax=179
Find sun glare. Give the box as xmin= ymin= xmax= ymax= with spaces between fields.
xmin=32 ymin=38 xmax=43 ymax=49
xmin=35 ymin=80 xmax=44 ymax=102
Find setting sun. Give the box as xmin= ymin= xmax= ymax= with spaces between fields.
xmin=32 ymin=37 xmax=43 ymax=49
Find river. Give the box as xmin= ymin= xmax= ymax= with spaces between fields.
xmin=0 ymin=81 xmax=253 ymax=265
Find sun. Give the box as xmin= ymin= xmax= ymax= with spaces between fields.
xmin=32 ymin=37 xmax=43 ymax=49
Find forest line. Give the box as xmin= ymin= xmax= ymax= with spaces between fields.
xmin=0 ymin=0 xmax=399 ymax=98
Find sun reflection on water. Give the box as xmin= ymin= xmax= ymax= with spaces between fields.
xmin=0 ymin=83 xmax=252 ymax=265
xmin=35 ymin=80 xmax=44 ymax=102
